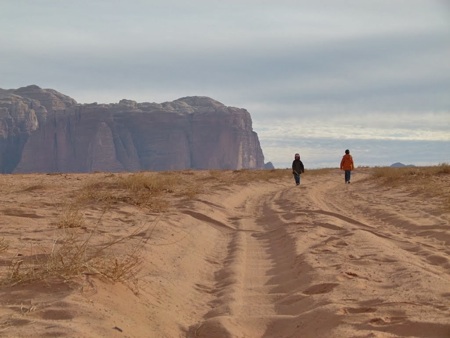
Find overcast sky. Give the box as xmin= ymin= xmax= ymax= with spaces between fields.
xmin=1 ymin=0 xmax=449 ymax=168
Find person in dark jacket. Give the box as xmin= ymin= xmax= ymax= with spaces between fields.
xmin=292 ymin=153 xmax=305 ymax=185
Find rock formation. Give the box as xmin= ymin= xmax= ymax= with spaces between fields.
xmin=0 ymin=85 xmax=267 ymax=173
xmin=390 ymin=162 xmax=415 ymax=168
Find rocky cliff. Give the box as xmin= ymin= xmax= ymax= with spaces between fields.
xmin=0 ymin=85 xmax=267 ymax=173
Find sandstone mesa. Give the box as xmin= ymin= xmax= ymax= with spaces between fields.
xmin=0 ymin=85 xmax=269 ymax=173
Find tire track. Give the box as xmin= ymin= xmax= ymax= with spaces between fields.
xmin=187 ymin=173 xmax=450 ymax=338
xmin=188 ymin=187 xmax=302 ymax=337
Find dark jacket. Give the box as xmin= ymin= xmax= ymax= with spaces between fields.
xmin=292 ymin=159 xmax=304 ymax=175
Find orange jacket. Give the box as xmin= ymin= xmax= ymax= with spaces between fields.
xmin=340 ymin=154 xmax=354 ymax=170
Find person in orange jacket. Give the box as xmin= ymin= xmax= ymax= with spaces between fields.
xmin=340 ymin=149 xmax=354 ymax=184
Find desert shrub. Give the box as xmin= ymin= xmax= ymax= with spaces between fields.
xmin=0 ymin=238 xmax=8 ymax=253
xmin=90 ymin=247 xmax=143 ymax=282
xmin=192 ymin=168 xmax=334 ymax=188
xmin=371 ymin=164 xmax=449 ymax=182
xmin=435 ymin=163 xmax=450 ymax=174
xmin=229 ymin=168 xmax=334 ymax=184
xmin=303 ymin=168 xmax=335 ymax=176
xmin=372 ymin=166 xmax=417 ymax=181
xmin=1 ymin=225 xmax=144 ymax=288
xmin=119 ymin=172 xmax=177 ymax=193
xmin=230 ymin=169 xmax=290 ymax=184
xmin=76 ymin=173 xmax=174 ymax=211
xmin=57 ymin=206 xmax=85 ymax=228
xmin=21 ymin=184 xmax=47 ymax=192
xmin=369 ymin=165 xmax=450 ymax=204
xmin=76 ymin=178 xmax=120 ymax=204
xmin=0 ymin=197 xmax=147 ymax=288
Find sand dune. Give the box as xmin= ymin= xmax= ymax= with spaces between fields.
xmin=0 ymin=169 xmax=449 ymax=337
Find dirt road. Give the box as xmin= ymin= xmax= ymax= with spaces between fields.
xmin=178 ymin=170 xmax=450 ymax=337
xmin=0 ymin=170 xmax=449 ymax=337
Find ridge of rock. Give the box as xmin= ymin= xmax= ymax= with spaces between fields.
xmin=0 ymin=86 xmax=267 ymax=173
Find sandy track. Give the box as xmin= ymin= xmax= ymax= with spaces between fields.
xmin=0 ymin=171 xmax=449 ymax=337
xmin=188 ymin=186 xmax=298 ymax=337
xmin=183 ymin=172 xmax=450 ymax=337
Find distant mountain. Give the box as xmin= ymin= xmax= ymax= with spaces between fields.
xmin=390 ymin=162 xmax=416 ymax=168
xmin=0 ymin=85 xmax=268 ymax=173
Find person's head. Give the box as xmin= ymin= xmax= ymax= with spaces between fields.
xmin=345 ymin=149 xmax=350 ymax=154
xmin=295 ymin=153 xmax=300 ymax=160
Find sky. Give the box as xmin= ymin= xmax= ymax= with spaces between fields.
xmin=1 ymin=0 xmax=449 ymax=168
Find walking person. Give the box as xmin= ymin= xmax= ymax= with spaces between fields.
xmin=340 ymin=149 xmax=354 ymax=184
xmin=292 ymin=153 xmax=305 ymax=186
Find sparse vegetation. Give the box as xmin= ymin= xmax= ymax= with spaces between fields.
xmin=57 ymin=205 xmax=86 ymax=228
xmin=303 ymin=168 xmax=336 ymax=176
xmin=371 ymin=163 xmax=449 ymax=183
xmin=77 ymin=172 xmax=200 ymax=211
xmin=0 ymin=171 xmax=209 ymax=289
xmin=193 ymin=168 xmax=335 ymax=188
xmin=0 ymin=169 xmax=296 ymax=288
xmin=0 ymin=238 xmax=8 ymax=253
xmin=1 ymin=214 xmax=146 ymax=290
xmin=199 ymin=168 xmax=292 ymax=187
xmin=21 ymin=184 xmax=47 ymax=192
xmin=231 ymin=169 xmax=290 ymax=184
xmin=7 ymin=165 xmax=446 ymax=291
xmin=369 ymin=164 xmax=450 ymax=209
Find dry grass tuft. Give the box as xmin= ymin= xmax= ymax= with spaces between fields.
xmin=76 ymin=172 xmax=195 ymax=211
xmin=120 ymin=172 xmax=177 ymax=193
xmin=0 ymin=210 xmax=144 ymax=285
xmin=369 ymin=164 xmax=450 ymax=209
xmin=230 ymin=168 xmax=334 ymax=183
xmin=21 ymin=184 xmax=47 ymax=192
xmin=231 ymin=169 xmax=290 ymax=184
xmin=435 ymin=163 xmax=450 ymax=175
xmin=199 ymin=169 xmax=291 ymax=187
xmin=304 ymin=168 xmax=336 ymax=176
xmin=76 ymin=178 xmax=120 ymax=205
xmin=57 ymin=206 xmax=85 ymax=229
xmin=0 ymin=172 xmax=204 ymax=287
xmin=0 ymin=238 xmax=8 ymax=253
xmin=371 ymin=163 xmax=449 ymax=183
xmin=193 ymin=168 xmax=333 ymax=189
xmin=1 ymin=169 xmax=301 ymax=291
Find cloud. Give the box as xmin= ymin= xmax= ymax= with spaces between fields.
xmin=1 ymin=0 xmax=449 ymax=168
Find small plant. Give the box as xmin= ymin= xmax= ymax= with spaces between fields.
xmin=435 ymin=163 xmax=450 ymax=175
xmin=77 ymin=173 xmax=179 ymax=211
xmin=368 ymin=165 xmax=450 ymax=205
xmin=229 ymin=169 xmax=289 ymax=184
xmin=57 ymin=206 xmax=85 ymax=228
xmin=93 ymin=249 xmax=143 ymax=283
xmin=304 ymin=168 xmax=335 ymax=176
xmin=371 ymin=164 xmax=449 ymax=182
xmin=1 ymin=199 xmax=148 ymax=289
xmin=77 ymin=179 xmax=119 ymax=205
xmin=120 ymin=172 xmax=177 ymax=193
xmin=1 ymin=225 xmax=145 ymax=289
xmin=0 ymin=237 xmax=8 ymax=253
xmin=21 ymin=184 xmax=46 ymax=192
xmin=8 ymin=259 xmax=24 ymax=282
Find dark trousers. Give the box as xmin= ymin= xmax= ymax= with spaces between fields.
xmin=345 ymin=170 xmax=351 ymax=183
xmin=293 ymin=173 xmax=300 ymax=185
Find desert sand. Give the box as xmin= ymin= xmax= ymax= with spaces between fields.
xmin=0 ymin=168 xmax=449 ymax=338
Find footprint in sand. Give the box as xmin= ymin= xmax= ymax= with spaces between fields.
xmin=303 ymin=283 xmax=339 ymax=295
xmin=340 ymin=307 xmax=377 ymax=314
xmin=369 ymin=316 xmax=407 ymax=325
